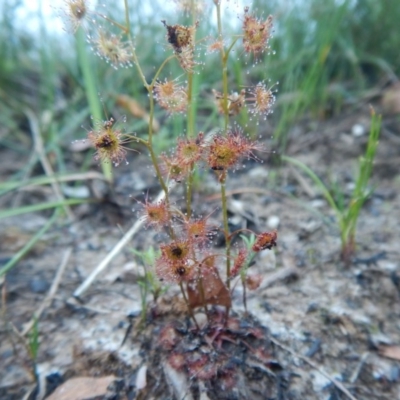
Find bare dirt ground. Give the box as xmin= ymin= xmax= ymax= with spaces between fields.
xmin=1 ymin=105 xmax=400 ymax=399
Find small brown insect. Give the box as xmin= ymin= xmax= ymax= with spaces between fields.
xmin=161 ymin=20 xmax=193 ymax=53
xmin=212 ymin=89 xmax=246 ymax=116
xmin=171 ymin=246 xmax=183 ymax=257
xmin=162 ymin=21 xmax=180 ymax=51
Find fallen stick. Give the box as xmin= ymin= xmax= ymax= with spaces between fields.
xmin=270 ymin=336 xmax=358 ymax=400
xmin=72 ymin=184 xmax=174 ymax=299
xmin=21 ymin=247 xmax=72 ymax=336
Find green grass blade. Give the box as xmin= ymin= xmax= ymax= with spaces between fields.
xmin=341 ymin=109 xmax=381 ymax=241
xmin=282 ymin=155 xmax=340 ymax=215
xmin=0 ymin=208 xmax=60 ymax=278
xmin=0 ymin=198 xmax=90 ymax=219
xmin=0 ymin=172 xmax=104 ymax=195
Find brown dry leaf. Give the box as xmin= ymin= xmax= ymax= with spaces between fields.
xmin=378 ymin=345 xmax=400 ymax=361
xmin=187 ymin=267 xmax=231 ymax=308
xmin=116 ymin=94 xmax=160 ymax=132
xmin=46 ymin=376 xmax=116 ymax=400
xmin=382 ymin=82 xmax=400 ymax=114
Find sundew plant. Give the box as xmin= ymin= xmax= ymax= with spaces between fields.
xmin=64 ymin=0 xmax=278 ymax=326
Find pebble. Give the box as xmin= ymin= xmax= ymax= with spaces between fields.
xmin=352 ymin=123 xmax=365 ymax=137
xmin=248 ymin=166 xmax=269 ymax=180
xmin=62 ymin=185 xmax=90 ymax=198
xmin=310 ymin=199 xmax=326 ymax=209
xmin=267 ymin=215 xmax=280 ymax=229
xmin=29 ymin=276 xmax=49 ymax=293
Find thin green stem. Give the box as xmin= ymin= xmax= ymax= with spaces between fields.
xmin=123 ymin=0 xmax=131 ymax=32
xmin=122 ymin=1 xmax=170 ymax=200
xmin=221 ymin=60 xmax=229 ymax=131
xmin=149 ymin=55 xmax=176 ymax=89
xmin=220 ymin=176 xmax=231 ymax=288
xmin=186 ymin=17 xmax=196 ymax=138
xmin=124 ymin=134 xmax=149 ymax=146
xmin=122 ymin=10 xmax=174 ymax=94
xmin=198 ymin=276 xmax=209 ymax=316
xmin=226 ymin=37 xmax=240 ymax=56
xmin=187 ymin=72 xmax=195 ymax=137
xmin=147 ymin=89 xmax=156 ymax=143
xmin=215 ymin=1 xmax=229 ymax=131
xmin=227 ymin=228 xmax=254 ymax=241
xmin=190 ymin=0 xmax=197 ymax=25
xmin=76 ymin=28 xmax=112 ymax=182
xmin=184 ymin=5 xmax=198 ymax=220
xmin=216 ymin=1 xmax=223 ymax=40
xmin=186 ymin=163 xmax=194 ymax=218
xmin=215 ymin=2 xmax=231 ymax=295
xmin=97 ymin=13 xmax=128 ymax=33
xmin=123 ymin=0 xmax=148 ymax=88
xmin=241 ymin=274 xmax=247 ymax=312
xmin=147 ymin=145 xmax=169 ymax=200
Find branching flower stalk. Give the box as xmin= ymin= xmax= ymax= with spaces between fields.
xmin=214 ymin=2 xmax=240 ymax=289
xmin=122 ymin=0 xmax=176 ymax=202
xmin=74 ymin=0 xmax=278 ymax=327
xmin=214 ymin=0 xmax=231 ymax=290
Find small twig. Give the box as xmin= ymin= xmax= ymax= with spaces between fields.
xmin=73 ymin=218 xmax=145 ymax=298
xmin=350 ymin=352 xmax=369 ymax=384
xmin=25 ymin=108 xmax=74 ymax=221
xmin=72 ymin=183 xmax=175 ymax=299
xmin=270 ymin=336 xmax=358 ymax=400
xmin=66 ymin=297 xmax=111 ymax=314
xmin=21 ymin=248 xmax=72 ymax=336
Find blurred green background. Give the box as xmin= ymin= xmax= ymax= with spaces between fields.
xmin=1 ymin=0 xmax=399 ymax=191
